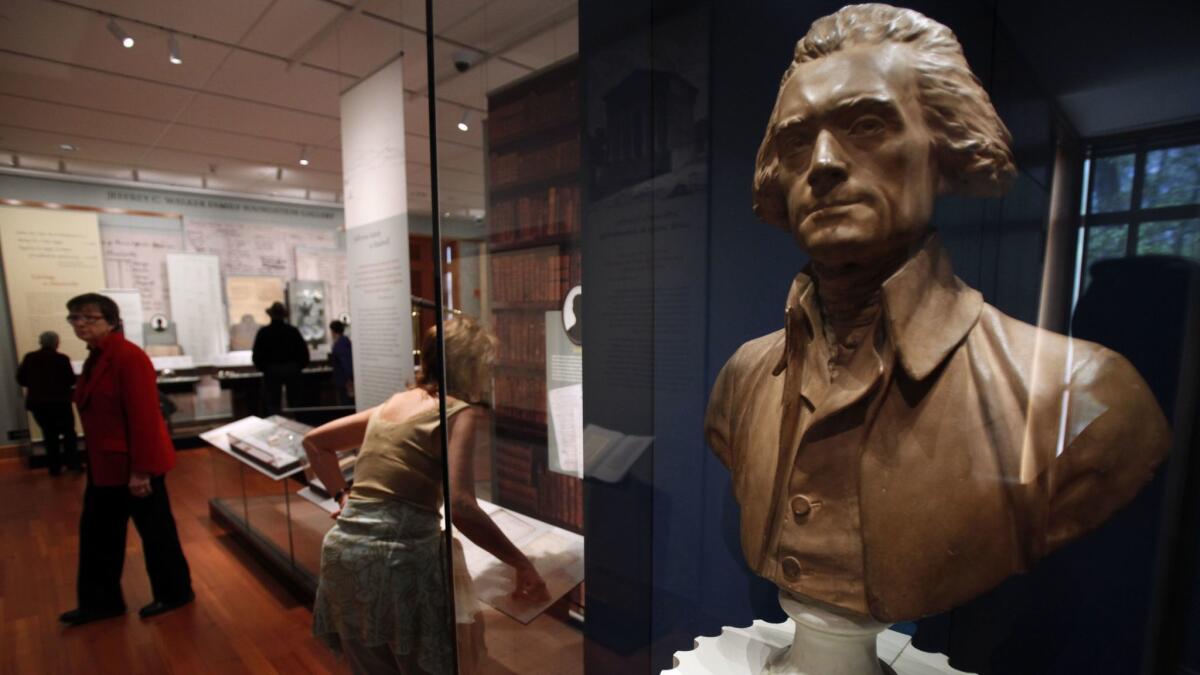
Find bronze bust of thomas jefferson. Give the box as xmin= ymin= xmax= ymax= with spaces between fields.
xmin=704 ymin=3 xmax=1171 ymax=623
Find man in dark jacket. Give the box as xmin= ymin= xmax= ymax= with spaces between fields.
xmin=252 ymin=302 xmax=310 ymax=415
xmin=328 ymin=320 xmax=354 ymax=406
xmin=17 ymin=330 xmax=81 ymax=475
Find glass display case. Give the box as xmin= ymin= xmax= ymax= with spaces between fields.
xmin=205 ymin=415 xmax=335 ymax=595
xmin=418 ymin=2 xmax=1200 ymax=674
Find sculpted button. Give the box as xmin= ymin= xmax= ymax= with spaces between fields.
xmin=790 ymin=495 xmax=812 ymax=519
xmin=781 ymin=556 xmax=802 ymax=580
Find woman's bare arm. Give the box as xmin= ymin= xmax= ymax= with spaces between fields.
xmin=302 ymin=405 xmax=377 ymax=503
xmin=447 ymin=406 xmax=549 ymax=600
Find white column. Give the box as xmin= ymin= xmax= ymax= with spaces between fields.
xmin=341 ymin=57 xmax=416 ymax=410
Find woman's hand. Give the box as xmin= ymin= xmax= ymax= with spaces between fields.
xmin=511 ymin=562 xmax=550 ymax=604
xmin=330 ymin=490 xmax=348 ymax=519
xmin=129 ymin=471 xmax=152 ymax=498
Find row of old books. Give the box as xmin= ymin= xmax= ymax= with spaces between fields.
xmin=489 ymin=185 xmax=581 ymax=246
xmin=494 ymin=372 xmax=547 ymax=425
xmin=494 ymin=439 xmax=538 ymax=513
xmin=494 ymin=312 xmax=546 ymax=366
xmin=492 ymin=249 xmax=581 ymax=304
xmin=488 ymin=78 xmax=579 ymax=146
xmin=490 ymin=136 xmax=581 ymax=188
xmin=539 ymin=469 xmax=583 ymax=532
xmin=493 ymin=438 xmax=584 ymax=534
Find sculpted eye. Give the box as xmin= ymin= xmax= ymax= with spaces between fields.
xmin=777 ymin=134 xmax=812 ymax=160
xmin=848 ymin=115 xmax=886 ymax=137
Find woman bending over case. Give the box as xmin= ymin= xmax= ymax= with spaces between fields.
xmin=305 ymin=316 xmax=548 ymax=675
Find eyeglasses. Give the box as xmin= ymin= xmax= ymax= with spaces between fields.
xmin=66 ymin=314 xmax=106 ymax=325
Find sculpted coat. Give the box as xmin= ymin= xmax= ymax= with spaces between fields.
xmin=705 ymin=234 xmax=1169 ymax=621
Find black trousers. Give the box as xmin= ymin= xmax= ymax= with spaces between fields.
xmin=262 ymin=363 xmax=304 ymax=415
xmin=77 ymin=475 xmax=193 ymax=611
xmin=30 ymin=403 xmax=80 ymax=472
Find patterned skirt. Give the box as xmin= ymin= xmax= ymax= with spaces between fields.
xmin=312 ymin=499 xmax=480 ymax=675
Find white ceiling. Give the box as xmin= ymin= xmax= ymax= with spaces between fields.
xmin=0 ymin=0 xmax=578 ymax=212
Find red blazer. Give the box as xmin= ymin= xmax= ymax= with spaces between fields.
xmin=74 ymin=331 xmax=176 ymax=486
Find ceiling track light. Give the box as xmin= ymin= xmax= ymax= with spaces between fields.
xmin=276 ymin=167 xmax=283 ymax=181
xmin=107 ymin=18 xmax=135 ymax=49
xmin=168 ymin=33 xmax=182 ymax=64
xmin=457 ymin=109 xmax=470 ymax=132
xmin=298 ymin=146 xmax=309 ymax=166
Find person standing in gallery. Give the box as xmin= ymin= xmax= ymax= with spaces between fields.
xmin=60 ymin=293 xmax=193 ymax=627
xmin=16 ymin=330 xmax=82 ymax=475
xmin=329 ymin=320 xmax=354 ymax=406
xmin=252 ymin=301 xmax=311 ymax=415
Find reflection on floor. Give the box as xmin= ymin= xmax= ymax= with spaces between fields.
xmin=0 ymin=448 xmax=582 ymax=673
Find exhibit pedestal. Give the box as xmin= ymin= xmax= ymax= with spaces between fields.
xmin=667 ymin=592 xmax=971 ymax=675
xmin=764 ymin=592 xmax=894 ymax=675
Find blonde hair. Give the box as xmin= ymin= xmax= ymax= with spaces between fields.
xmin=752 ymin=3 xmax=1016 ymax=230
xmin=415 ymin=315 xmax=496 ymax=402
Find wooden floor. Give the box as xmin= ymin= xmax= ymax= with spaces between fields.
xmin=0 ymin=450 xmax=584 ymax=675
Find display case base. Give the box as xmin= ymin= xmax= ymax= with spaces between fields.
xmin=209 ymin=497 xmax=317 ymax=601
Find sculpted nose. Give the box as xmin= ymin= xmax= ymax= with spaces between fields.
xmin=807 ymin=130 xmax=848 ymax=196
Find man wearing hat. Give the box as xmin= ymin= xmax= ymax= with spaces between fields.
xmin=252 ymin=301 xmax=310 ymax=415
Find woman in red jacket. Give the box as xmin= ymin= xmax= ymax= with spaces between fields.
xmin=59 ymin=293 xmax=193 ymax=627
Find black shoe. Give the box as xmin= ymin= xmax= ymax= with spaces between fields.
xmin=59 ymin=607 xmax=125 ymax=626
xmin=138 ymin=593 xmax=195 ymax=618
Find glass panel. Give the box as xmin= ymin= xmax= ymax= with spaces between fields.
xmin=1084 ymin=224 xmax=1128 ymax=289
xmin=432 ymin=3 xmax=585 ymax=673
xmin=1142 ymin=144 xmax=1200 ymax=208
xmin=1137 ymin=219 xmax=1200 ymax=260
xmin=1089 ymin=153 xmax=1136 ymax=213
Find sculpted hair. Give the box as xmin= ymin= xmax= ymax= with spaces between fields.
xmin=415 ymin=315 xmax=496 ymax=403
xmin=752 ymin=3 xmax=1017 ymax=230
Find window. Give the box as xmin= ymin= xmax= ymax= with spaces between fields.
xmin=1080 ymin=137 xmax=1200 ymax=290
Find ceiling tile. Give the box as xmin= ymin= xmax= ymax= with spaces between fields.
xmin=240 ymin=0 xmax=344 ymax=57
xmin=1 ymin=125 xmax=152 ymax=167
xmin=0 ymin=52 xmax=194 ymax=121
xmin=182 ymin=94 xmax=341 ymax=147
xmin=202 ymin=50 xmax=342 ymax=117
xmin=303 ymin=12 xmax=407 ymax=77
xmin=0 ymin=94 xmax=170 ymax=147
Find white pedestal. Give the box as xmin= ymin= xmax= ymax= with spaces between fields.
xmin=666 ymin=593 xmax=972 ymax=675
xmin=764 ymin=592 xmax=894 ymax=675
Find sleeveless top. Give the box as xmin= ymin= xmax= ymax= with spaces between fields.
xmin=348 ymin=397 xmax=471 ymax=511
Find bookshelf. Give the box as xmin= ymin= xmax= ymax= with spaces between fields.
xmin=486 ymin=57 xmax=584 ymax=541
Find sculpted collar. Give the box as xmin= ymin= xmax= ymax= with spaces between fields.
xmin=774 ymin=233 xmax=983 ymax=381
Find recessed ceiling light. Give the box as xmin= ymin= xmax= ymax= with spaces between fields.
xmin=168 ymin=33 xmax=182 ymax=65
xmin=59 ymin=143 xmax=78 ymax=152
xmin=107 ymin=18 xmax=134 ymax=49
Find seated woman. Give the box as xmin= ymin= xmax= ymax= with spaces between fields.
xmin=304 ymin=316 xmax=548 ymax=675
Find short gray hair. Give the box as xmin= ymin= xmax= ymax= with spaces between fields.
xmin=753 ymin=3 xmax=1017 ymax=230
xmin=38 ymin=331 xmax=59 ymax=349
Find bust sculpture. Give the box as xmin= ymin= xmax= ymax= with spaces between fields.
xmin=704 ymin=3 xmax=1171 ymax=623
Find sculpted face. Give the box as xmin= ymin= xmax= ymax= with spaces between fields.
xmin=772 ymin=43 xmax=940 ymax=267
